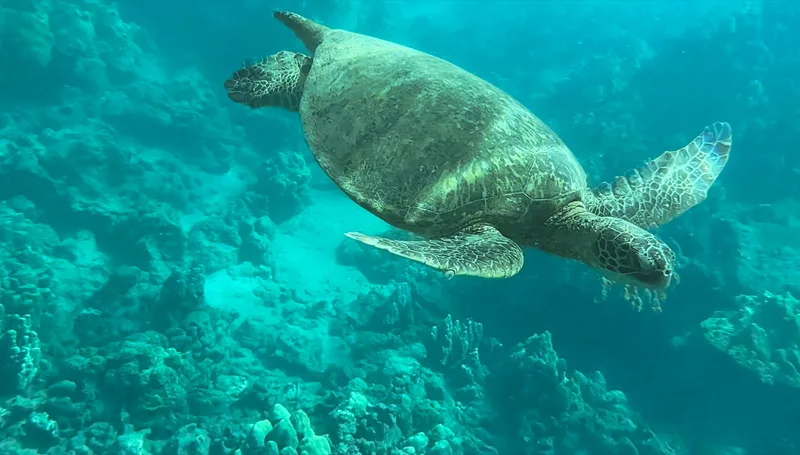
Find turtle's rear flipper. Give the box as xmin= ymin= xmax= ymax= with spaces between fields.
xmin=345 ymin=224 xmax=524 ymax=279
xmin=589 ymin=122 xmax=732 ymax=228
xmin=224 ymin=51 xmax=312 ymax=112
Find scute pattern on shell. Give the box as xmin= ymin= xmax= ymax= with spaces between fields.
xmin=299 ymin=30 xmax=587 ymax=238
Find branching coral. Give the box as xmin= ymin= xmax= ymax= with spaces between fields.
xmin=428 ymin=314 xmax=484 ymax=369
xmin=329 ymin=388 xmax=461 ymax=455
xmin=490 ymin=331 xmax=680 ymax=455
xmin=0 ymin=314 xmax=41 ymax=393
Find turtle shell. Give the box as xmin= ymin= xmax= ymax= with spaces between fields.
xmin=299 ymin=30 xmax=587 ymax=237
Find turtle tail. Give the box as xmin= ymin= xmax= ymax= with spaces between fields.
xmin=274 ymin=11 xmax=330 ymax=53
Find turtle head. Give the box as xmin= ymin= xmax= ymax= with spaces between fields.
xmin=590 ymin=218 xmax=676 ymax=290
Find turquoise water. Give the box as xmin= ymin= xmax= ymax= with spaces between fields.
xmin=0 ymin=1 xmax=798 ymax=454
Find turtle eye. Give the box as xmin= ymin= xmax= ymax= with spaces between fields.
xmin=634 ymin=250 xmax=651 ymax=270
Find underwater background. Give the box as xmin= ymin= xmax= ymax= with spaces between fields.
xmin=0 ymin=0 xmax=799 ymax=454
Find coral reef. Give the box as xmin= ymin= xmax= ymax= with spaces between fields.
xmin=0 ymin=1 xmax=798 ymax=454
xmin=0 ymin=314 xmax=41 ymax=394
xmin=702 ymin=292 xmax=800 ymax=388
xmin=490 ymin=332 xmax=681 ymax=455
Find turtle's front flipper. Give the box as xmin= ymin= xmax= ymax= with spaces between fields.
xmin=587 ymin=122 xmax=732 ymax=228
xmin=224 ymin=51 xmax=312 ymax=112
xmin=345 ymin=224 xmax=524 ymax=279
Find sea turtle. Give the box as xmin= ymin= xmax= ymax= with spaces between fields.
xmin=224 ymin=11 xmax=732 ymax=310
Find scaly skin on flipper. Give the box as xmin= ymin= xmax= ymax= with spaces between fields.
xmin=585 ymin=122 xmax=732 ymax=229
xmin=224 ymin=51 xmax=312 ymax=111
xmin=345 ymin=224 xmax=524 ymax=279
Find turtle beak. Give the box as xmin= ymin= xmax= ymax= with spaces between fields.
xmin=630 ymin=268 xmax=672 ymax=290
